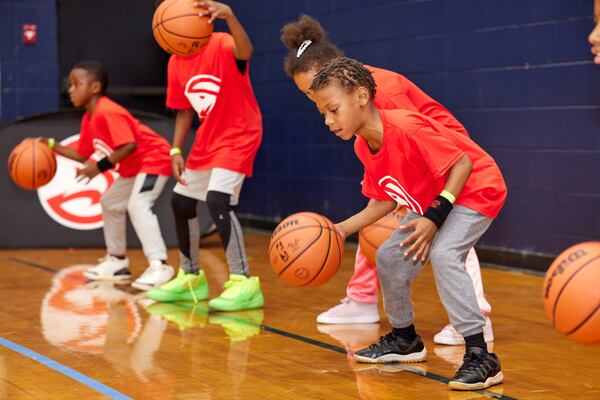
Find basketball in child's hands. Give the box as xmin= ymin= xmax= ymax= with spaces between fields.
xmin=359 ymin=208 xmax=407 ymax=264
xmin=543 ymin=241 xmax=600 ymax=344
xmin=8 ymin=138 xmax=56 ymax=190
xmin=152 ymin=0 xmax=213 ymax=56
xmin=269 ymin=212 xmax=344 ymax=288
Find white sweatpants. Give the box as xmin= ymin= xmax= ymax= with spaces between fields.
xmin=101 ymin=173 xmax=168 ymax=262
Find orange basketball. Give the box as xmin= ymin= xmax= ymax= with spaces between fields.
xmin=8 ymin=138 xmax=56 ymax=190
xmin=269 ymin=212 xmax=344 ymax=288
xmin=358 ymin=208 xmax=407 ymax=264
xmin=152 ymin=0 xmax=213 ymax=56
xmin=543 ymin=241 xmax=600 ymax=344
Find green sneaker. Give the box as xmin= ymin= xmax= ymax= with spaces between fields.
xmin=146 ymin=269 xmax=209 ymax=303
xmin=209 ymin=309 xmax=264 ymax=341
xmin=208 ymin=274 xmax=264 ymax=311
xmin=146 ymin=302 xmax=208 ymax=331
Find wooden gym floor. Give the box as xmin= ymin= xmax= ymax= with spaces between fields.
xmin=0 ymin=231 xmax=599 ymax=399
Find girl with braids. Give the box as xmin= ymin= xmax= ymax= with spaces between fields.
xmin=281 ymin=14 xmax=493 ymax=346
xmin=310 ymin=56 xmax=506 ymax=391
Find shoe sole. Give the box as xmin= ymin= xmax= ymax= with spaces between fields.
xmin=146 ymin=291 xmax=209 ymax=303
xmin=83 ymin=272 xmax=131 ymax=282
xmin=353 ymin=348 xmax=427 ymax=364
xmin=448 ymin=371 xmax=504 ymax=390
xmin=132 ymin=277 xmax=175 ymax=292
xmin=316 ymin=316 xmax=381 ymax=324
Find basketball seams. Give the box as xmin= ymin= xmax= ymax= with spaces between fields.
xmin=268 ymin=225 xmax=327 ymax=253
xmin=302 ymin=220 xmax=334 ymax=287
xmin=551 ymin=255 xmax=600 ymax=325
xmin=277 ymin=224 xmax=324 ymax=277
xmin=30 ymin=139 xmax=36 ymax=189
xmin=39 ymin=146 xmax=56 ymax=181
xmin=155 ymin=20 xmax=212 ymax=40
xmin=566 ymin=303 xmax=600 ymax=337
xmin=269 ymin=213 xmax=331 ymax=252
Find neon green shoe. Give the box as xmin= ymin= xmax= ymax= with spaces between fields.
xmin=146 ymin=269 xmax=209 ymax=303
xmin=208 ymin=274 xmax=264 ymax=311
xmin=209 ymin=309 xmax=264 ymax=341
xmin=146 ymin=302 xmax=208 ymax=331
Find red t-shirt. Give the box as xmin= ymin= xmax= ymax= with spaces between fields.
xmin=77 ymin=97 xmax=171 ymax=177
xmin=355 ymin=109 xmax=507 ymax=218
xmin=166 ymin=32 xmax=262 ymax=177
xmin=369 ymin=65 xmax=468 ymax=137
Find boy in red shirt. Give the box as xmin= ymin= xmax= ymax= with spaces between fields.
xmin=147 ymin=1 xmax=264 ymax=311
xmin=281 ymin=14 xmax=492 ymax=346
xmin=45 ymin=61 xmax=174 ymax=290
xmin=310 ymin=57 xmax=507 ymax=390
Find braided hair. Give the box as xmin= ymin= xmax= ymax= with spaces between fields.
xmin=280 ymin=14 xmax=343 ymax=77
xmin=310 ymin=57 xmax=376 ymax=100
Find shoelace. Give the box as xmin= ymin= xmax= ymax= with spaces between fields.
xmin=188 ymin=280 xmax=198 ymax=303
xmin=457 ymin=353 xmax=487 ymax=374
xmin=368 ymin=332 xmax=398 ymax=350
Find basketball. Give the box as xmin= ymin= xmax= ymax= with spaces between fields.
xmin=8 ymin=138 xmax=57 ymax=190
xmin=543 ymin=241 xmax=600 ymax=344
xmin=152 ymin=0 xmax=213 ymax=56
xmin=359 ymin=208 xmax=407 ymax=264
xmin=269 ymin=212 xmax=344 ymax=288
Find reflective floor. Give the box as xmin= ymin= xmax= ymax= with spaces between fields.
xmin=0 ymin=232 xmax=599 ymax=399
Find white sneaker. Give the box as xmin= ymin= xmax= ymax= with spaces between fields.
xmin=433 ymin=318 xmax=494 ymax=346
xmin=316 ymin=297 xmax=380 ymax=324
xmin=83 ymin=255 xmax=131 ymax=281
xmin=131 ymin=260 xmax=174 ymax=291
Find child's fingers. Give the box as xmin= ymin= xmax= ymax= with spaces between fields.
xmin=400 ymin=231 xmax=418 ymax=247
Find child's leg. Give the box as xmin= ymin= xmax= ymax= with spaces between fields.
xmin=126 ymin=174 xmax=169 ymax=262
xmin=346 ymin=246 xmax=379 ymax=304
xmin=465 ymin=248 xmax=492 ymax=315
xmin=84 ymin=177 xmax=133 ymax=281
xmin=316 ymin=245 xmax=380 ymax=324
xmin=101 ymin=176 xmax=135 ymax=257
xmin=171 ymin=192 xmax=201 ymax=273
xmin=205 ymin=168 xmax=249 ymax=276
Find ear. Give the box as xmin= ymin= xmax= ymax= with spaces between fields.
xmin=90 ymin=80 xmax=102 ymax=95
xmin=356 ymin=86 xmax=370 ymax=107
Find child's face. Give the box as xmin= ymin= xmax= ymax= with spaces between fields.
xmin=68 ymin=68 xmax=100 ymax=108
xmin=293 ymin=70 xmax=318 ymax=101
xmin=314 ymin=81 xmax=367 ymax=141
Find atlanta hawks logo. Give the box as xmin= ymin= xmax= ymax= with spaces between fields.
xmin=185 ymin=74 xmax=222 ymax=119
xmin=37 ymin=134 xmax=118 ymax=230
xmin=378 ymin=175 xmax=423 ymax=215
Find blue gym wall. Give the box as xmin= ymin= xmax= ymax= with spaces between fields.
xmin=0 ymin=0 xmax=59 ymax=122
xmin=232 ymin=0 xmax=599 ymax=258
xmin=1 ymin=1 xmax=598 ymax=262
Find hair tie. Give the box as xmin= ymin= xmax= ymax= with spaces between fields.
xmin=296 ymin=40 xmax=312 ymax=58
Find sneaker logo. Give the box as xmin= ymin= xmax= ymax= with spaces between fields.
xmin=37 ymin=135 xmax=118 ymax=230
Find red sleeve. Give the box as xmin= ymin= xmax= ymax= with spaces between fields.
xmin=97 ymin=113 xmax=136 ymax=149
xmin=166 ymin=56 xmax=192 ymax=110
xmin=361 ymin=171 xmax=391 ymax=201
xmin=401 ymin=76 xmax=469 ymax=137
xmin=406 ymin=125 xmax=465 ymax=180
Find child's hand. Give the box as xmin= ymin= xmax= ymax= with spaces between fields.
xmin=171 ymin=154 xmax=188 ymax=185
xmin=194 ymin=1 xmax=232 ymax=24
xmin=76 ymin=162 xmax=101 ymax=181
xmin=399 ymin=217 xmax=437 ymax=262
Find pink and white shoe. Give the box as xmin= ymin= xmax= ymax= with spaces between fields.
xmin=433 ymin=318 xmax=494 ymax=346
xmin=316 ymin=297 xmax=380 ymax=324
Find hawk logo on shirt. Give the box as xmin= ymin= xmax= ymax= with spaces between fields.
xmin=378 ymin=175 xmax=423 ymax=215
xmin=37 ymin=134 xmax=118 ymax=230
xmin=184 ymin=74 xmax=222 ymax=119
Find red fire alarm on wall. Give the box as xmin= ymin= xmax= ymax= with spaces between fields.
xmin=23 ymin=24 xmax=37 ymax=44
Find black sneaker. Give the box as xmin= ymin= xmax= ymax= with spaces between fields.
xmin=353 ymin=332 xmax=427 ymax=363
xmin=448 ymin=347 xmax=504 ymax=390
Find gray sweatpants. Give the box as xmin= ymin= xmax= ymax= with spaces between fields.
xmin=376 ymin=206 xmax=491 ymax=337
xmin=101 ymin=173 xmax=168 ymax=262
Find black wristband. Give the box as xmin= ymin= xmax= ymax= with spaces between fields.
xmin=423 ymin=195 xmax=453 ymax=227
xmin=97 ymin=156 xmax=114 ymax=172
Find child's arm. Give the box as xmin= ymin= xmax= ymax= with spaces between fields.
xmin=336 ymin=199 xmax=397 ymax=240
xmin=171 ymin=108 xmax=195 ymax=185
xmin=400 ymin=154 xmax=472 ymax=261
xmin=196 ymin=1 xmax=253 ymax=59
xmin=77 ymin=142 xmax=137 ymax=179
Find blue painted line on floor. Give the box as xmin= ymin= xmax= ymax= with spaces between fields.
xmin=0 ymin=337 xmax=131 ymax=400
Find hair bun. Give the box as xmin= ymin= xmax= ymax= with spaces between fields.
xmin=280 ymin=14 xmax=327 ymax=50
